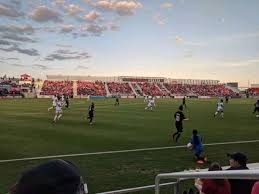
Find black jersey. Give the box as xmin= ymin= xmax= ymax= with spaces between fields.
xmin=255 ymin=102 xmax=259 ymax=108
xmin=88 ymin=104 xmax=95 ymax=114
xmin=174 ymin=111 xmax=185 ymax=124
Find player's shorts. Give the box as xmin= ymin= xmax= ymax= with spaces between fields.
xmin=88 ymin=112 xmax=94 ymax=118
xmin=254 ymin=107 xmax=259 ymax=112
xmin=217 ymin=108 xmax=223 ymax=112
xmin=175 ymin=123 xmax=183 ymax=132
xmin=55 ymin=109 xmax=62 ymax=114
xmin=195 ymin=147 xmax=204 ymax=156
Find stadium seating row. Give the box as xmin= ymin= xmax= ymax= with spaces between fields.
xmin=39 ymin=80 xmax=239 ymax=97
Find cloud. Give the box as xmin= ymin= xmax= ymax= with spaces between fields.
xmin=160 ymin=2 xmax=173 ymax=9
xmin=110 ymin=23 xmax=120 ymax=31
xmin=45 ymin=49 xmax=91 ymax=61
xmin=60 ymin=24 xmax=74 ymax=33
xmin=32 ymin=64 xmax=49 ymax=70
xmin=113 ymin=1 xmax=143 ymax=16
xmin=226 ymin=58 xmax=259 ymax=67
xmin=0 ymin=24 xmax=34 ymax=35
xmin=2 ymin=33 xmax=36 ymax=43
xmin=64 ymin=4 xmax=83 ymax=15
xmin=0 ymin=40 xmax=12 ymax=46
xmin=53 ymin=0 xmax=65 ymax=5
xmin=10 ymin=63 xmax=25 ymax=67
xmin=0 ymin=57 xmax=19 ymax=60
xmin=153 ymin=14 xmax=166 ymax=25
xmin=0 ymin=3 xmax=23 ymax=17
xmin=76 ymin=65 xmax=89 ymax=70
xmin=0 ymin=46 xmax=40 ymax=56
xmin=83 ymin=24 xmax=107 ymax=35
xmin=30 ymin=6 xmax=62 ymax=22
xmin=83 ymin=10 xmax=101 ymax=21
xmin=175 ymin=36 xmax=185 ymax=44
xmin=94 ymin=0 xmax=143 ymax=16
xmin=56 ymin=44 xmax=73 ymax=48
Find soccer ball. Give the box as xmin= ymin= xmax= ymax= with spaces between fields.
xmin=187 ymin=143 xmax=193 ymax=149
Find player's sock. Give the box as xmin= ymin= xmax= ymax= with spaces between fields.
xmin=54 ymin=115 xmax=57 ymax=122
xmin=57 ymin=114 xmax=62 ymax=120
xmin=221 ymin=113 xmax=224 ymax=118
xmin=172 ymin=132 xmax=177 ymax=140
xmin=175 ymin=133 xmax=181 ymax=142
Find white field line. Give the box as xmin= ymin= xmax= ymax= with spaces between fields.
xmin=0 ymin=139 xmax=259 ymax=164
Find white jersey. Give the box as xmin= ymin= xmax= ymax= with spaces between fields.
xmin=148 ymin=99 xmax=155 ymax=107
xmin=52 ymin=96 xmax=57 ymax=106
xmin=55 ymin=101 xmax=62 ymax=113
xmin=217 ymin=102 xmax=224 ymax=111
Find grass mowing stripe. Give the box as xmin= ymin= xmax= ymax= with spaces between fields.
xmin=0 ymin=139 xmax=259 ymax=163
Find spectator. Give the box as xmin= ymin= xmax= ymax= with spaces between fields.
xmin=226 ymin=152 xmax=255 ymax=194
xmin=9 ymin=159 xmax=88 ymax=194
xmin=251 ymin=181 xmax=259 ymax=194
xmin=196 ymin=162 xmax=231 ymax=194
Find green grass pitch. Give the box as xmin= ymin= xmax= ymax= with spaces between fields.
xmin=0 ymin=98 xmax=258 ymax=193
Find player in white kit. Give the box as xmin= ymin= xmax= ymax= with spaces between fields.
xmin=214 ymin=99 xmax=224 ymax=118
xmin=145 ymin=96 xmax=155 ymax=111
xmin=53 ymin=97 xmax=63 ymax=123
xmin=48 ymin=95 xmax=57 ymax=111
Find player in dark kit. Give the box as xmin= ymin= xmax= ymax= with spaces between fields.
xmin=65 ymin=95 xmax=69 ymax=108
xmin=253 ymin=100 xmax=259 ymax=114
xmin=225 ymin=96 xmax=229 ymax=103
xmin=173 ymin=105 xmax=189 ymax=142
xmin=114 ymin=97 xmax=119 ymax=106
xmin=88 ymin=102 xmax=95 ymax=125
xmin=182 ymin=96 xmax=187 ymax=108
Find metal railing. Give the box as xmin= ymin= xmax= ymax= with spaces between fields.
xmin=155 ymin=170 xmax=259 ymax=194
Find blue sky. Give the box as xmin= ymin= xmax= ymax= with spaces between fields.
xmin=0 ymin=0 xmax=258 ymax=86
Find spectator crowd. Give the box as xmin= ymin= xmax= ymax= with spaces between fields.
xmin=40 ymin=80 xmax=73 ymax=96
xmin=107 ymin=82 xmax=134 ymax=96
xmin=77 ymin=81 xmax=106 ymax=96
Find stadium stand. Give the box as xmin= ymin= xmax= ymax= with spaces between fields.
xmin=0 ymin=80 xmax=21 ymax=96
xmin=107 ymin=82 xmax=134 ymax=96
xmin=131 ymin=83 xmax=143 ymax=96
xmin=77 ymin=81 xmax=106 ymax=96
xmin=248 ymin=88 xmax=259 ymax=96
xmin=138 ymin=82 xmax=164 ymax=96
xmin=156 ymin=83 xmax=171 ymax=95
xmin=40 ymin=80 xmax=73 ymax=96
xmin=164 ymin=83 xmax=239 ymax=97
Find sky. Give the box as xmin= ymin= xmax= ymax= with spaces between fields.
xmin=0 ymin=0 xmax=258 ymax=87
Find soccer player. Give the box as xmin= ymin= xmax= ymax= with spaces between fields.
xmin=88 ymin=102 xmax=95 ymax=125
xmin=173 ymin=105 xmax=188 ymax=142
xmin=114 ymin=97 xmax=119 ymax=106
xmin=65 ymin=95 xmax=69 ymax=108
xmin=53 ymin=97 xmax=63 ymax=123
xmin=144 ymin=95 xmax=148 ymax=102
xmin=214 ymin=99 xmax=224 ymax=118
xmin=145 ymin=96 xmax=155 ymax=111
xmin=225 ymin=96 xmax=229 ymax=103
xmin=253 ymin=100 xmax=259 ymax=115
xmin=48 ymin=95 xmax=57 ymax=111
xmin=189 ymin=129 xmax=207 ymax=164
xmin=182 ymin=96 xmax=187 ymax=108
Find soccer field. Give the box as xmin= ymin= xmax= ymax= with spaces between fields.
xmin=0 ymin=98 xmax=258 ymax=193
